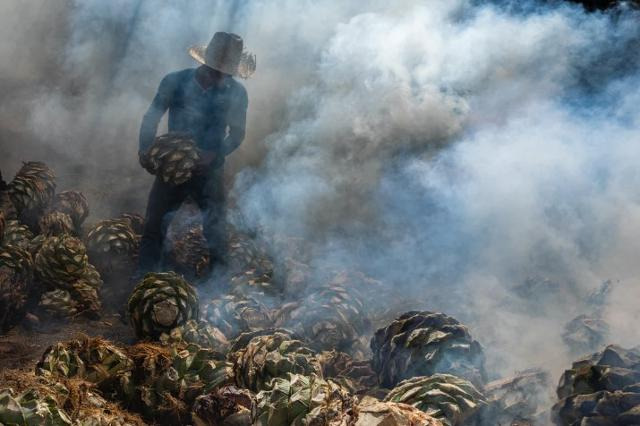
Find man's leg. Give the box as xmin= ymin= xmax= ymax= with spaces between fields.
xmin=193 ymin=168 xmax=227 ymax=271
xmin=137 ymin=178 xmax=185 ymax=275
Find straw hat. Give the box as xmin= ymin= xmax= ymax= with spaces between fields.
xmin=188 ymin=32 xmax=256 ymax=79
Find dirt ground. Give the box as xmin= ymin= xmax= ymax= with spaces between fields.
xmin=0 ymin=310 xmax=134 ymax=371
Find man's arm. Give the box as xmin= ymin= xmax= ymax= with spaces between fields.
xmin=222 ymin=85 xmax=249 ymax=156
xmin=139 ymin=75 xmax=174 ymax=155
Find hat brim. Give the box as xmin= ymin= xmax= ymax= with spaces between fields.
xmin=188 ymin=45 xmax=256 ymax=79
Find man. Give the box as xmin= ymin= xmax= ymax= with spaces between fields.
xmin=137 ymin=32 xmax=255 ymax=275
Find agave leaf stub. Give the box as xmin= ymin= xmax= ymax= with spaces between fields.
xmin=153 ymin=299 xmax=180 ymax=327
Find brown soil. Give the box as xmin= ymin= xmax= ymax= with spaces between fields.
xmin=0 ymin=311 xmax=134 ymax=370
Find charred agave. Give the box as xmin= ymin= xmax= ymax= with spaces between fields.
xmin=7 ymin=161 xmax=56 ymax=219
xmin=36 ymin=336 xmax=134 ymax=392
xmin=2 ymin=220 xmax=34 ymax=249
xmin=128 ymin=272 xmax=199 ymax=340
xmin=484 ymin=368 xmax=551 ymax=426
xmin=123 ymin=342 xmax=234 ymax=423
xmin=276 ymin=283 xmax=369 ymax=355
xmin=170 ymin=226 xmax=210 ymax=279
xmin=159 ymin=319 xmax=230 ymax=353
xmin=51 ymin=190 xmax=89 ymax=231
xmin=85 ymin=218 xmax=138 ymax=274
xmin=0 ymin=370 xmax=146 ymax=426
xmin=255 ymin=373 xmax=357 ymax=426
xmin=384 ymin=374 xmax=488 ymax=426
xmin=203 ymin=293 xmax=273 ymax=339
xmin=144 ymin=132 xmax=200 ymax=186
xmin=0 ymin=266 xmax=28 ymax=332
xmin=371 ymin=311 xmax=487 ymax=388
xmin=192 ymin=385 xmax=257 ymax=426
xmin=0 ymin=388 xmax=71 ymax=425
xmin=34 ymin=234 xmax=88 ymax=285
xmin=0 ymin=211 xmax=4 ymax=243
xmin=562 ymin=314 xmax=610 ymax=356
xmin=230 ymin=268 xmax=278 ymax=297
xmin=355 ymin=397 xmax=444 ymax=426
xmin=119 ymin=212 xmax=145 ymax=235
xmin=0 ymin=243 xmax=33 ymax=279
xmin=38 ymin=211 xmax=74 ymax=236
xmin=227 ymin=227 xmax=274 ymax=276
xmin=230 ymin=330 xmax=322 ymax=393
xmin=33 ymin=234 xmax=102 ymax=318
xmin=553 ymin=345 xmax=640 ymax=425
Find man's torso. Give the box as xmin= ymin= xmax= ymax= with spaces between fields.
xmin=163 ymin=68 xmax=245 ymax=153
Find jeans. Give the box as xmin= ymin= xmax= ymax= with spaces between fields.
xmin=138 ymin=168 xmax=226 ymax=275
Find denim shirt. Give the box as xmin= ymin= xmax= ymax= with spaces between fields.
xmin=139 ymin=68 xmax=248 ymax=168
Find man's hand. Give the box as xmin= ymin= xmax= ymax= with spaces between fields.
xmin=139 ymin=150 xmax=154 ymax=173
xmin=195 ymin=151 xmax=217 ymax=175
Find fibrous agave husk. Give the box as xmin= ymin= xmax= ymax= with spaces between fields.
xmin=159 ymin=319 xmax=230 ymax=353
xmin=0 ymin=266 xmax=28 ymax=332
xmin=51 ymin=190 xmax=90 ymax=231
xmin=384 ymin=374 xmax=488 ymax=426
xmin=7 ymin=161 xmax=56 ymax=218
xmin=2 ymin=219 xmax=34 ymax=249
xmin=192 ymin=385 xmax=257 ymax=426
xmin=255 ymin=373 xmax=357 ymax=426
xmin=128 ymin=272 xmax=199 ymax=340
xmin=1 ymin=369 xmax=146 ymax=426
xmin=355 ymin=396 xmax=444 ymax=426
xmin=276 ymin=283 xmax=370 ymax=356
xmin=146 ymin=133 xmax=200 ymax=186
xmin=37 ymin=336 xmax=134 ymax=394
xmin=39 ymin=211 xmax=75 ymax=236
xmin=230 ymin=330 xmax=323 ymax=393
xmin=562 ymin=314 xmax=610 ymax=357
xmin=0 ymin=387 xmax=72 ymax=425
xmin=484 ymin=368 xmax=552 ymax=425
xmin=124 ymin=342 xmax=233 ymax=424
xmin=371 ymin=311 xmax=487 ymax=388
xmin=85 ymin=218 xmax=138 ymax=274
xmin=203 ymin=293 xmax=273 ymax=339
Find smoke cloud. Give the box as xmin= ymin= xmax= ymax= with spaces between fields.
xmin=2 ymin=0 xmax=640 ymax=384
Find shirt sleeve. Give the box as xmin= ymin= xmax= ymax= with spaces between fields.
xmin=139 ymin=74 xmax=174 ymax=153
xmin=222 ymin=84 xmax=249 ymax=156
